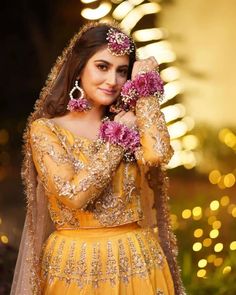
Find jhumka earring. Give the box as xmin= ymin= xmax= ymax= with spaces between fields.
xmin=67 ymin=80 xmax=91 ymax=112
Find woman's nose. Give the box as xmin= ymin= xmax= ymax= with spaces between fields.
xmin=106 ymin=71 xmax=117 ymax=86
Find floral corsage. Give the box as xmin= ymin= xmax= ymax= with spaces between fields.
xmin=119 ymin=70 xmax=164 ymax=111
xmin=98 ymin=120 xmax=140 ymax=161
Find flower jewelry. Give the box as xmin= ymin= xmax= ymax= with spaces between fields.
xmin=67 ymin=80 xmax=91 ymax=112
xmin=120 ymin=70 xmax=164 ymax=111
xmin=98 ymin=120 xmax=140 ymax=154
xmin=106 ymin=28 xmax=134 ymax=56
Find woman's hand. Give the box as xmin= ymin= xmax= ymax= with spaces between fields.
xmin=131 ymin=56 xmax=159 ymax=80
xmin=114 ymin=110 xmax=137 ymax=129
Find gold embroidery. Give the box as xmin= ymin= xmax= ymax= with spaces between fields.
xmin=41 ymin=229 xmax=166 ymax=288
xmin=64 ymin=241 xmax=76 ymax=284
xmin=76 ymin=242 xmax=87 ymax=288
xmin=135 ymin=96 xmax=174 ymax=166
xmin=90 ymin=242 xmax=102 ymax=288
xmin=106 ymin=241 xmax=117 ymax=286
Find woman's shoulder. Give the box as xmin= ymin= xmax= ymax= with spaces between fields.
xmin=30 ymin=118 xmax=55 ymax=134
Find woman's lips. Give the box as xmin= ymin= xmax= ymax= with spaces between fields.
xmin=99 ymin=88 xmax=116 ymax=95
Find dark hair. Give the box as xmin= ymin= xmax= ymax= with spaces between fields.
xmin=43 ymin=25 xmax=136 ymax=117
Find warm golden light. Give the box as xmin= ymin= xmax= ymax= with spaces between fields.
xmin=209 ymin=229 xmax=219 ymax=239
xmin=220 ymin=195 xmax=230 ymax=206
xmin=168 ymin=121 xmax=188 ymax=139
xmin=222 ymin=266 xmax=231 ymax=275
xmin=182 ymin=135 xmax=199 ymax=150
xmin=197 ymin=269 xmax=206 ymax=278
xmin=212 ymin=220 xmax=221 ymax=229
xmin=198 ymin=259 xmax=207 ymax=268
xmin=162 ymin=104 xmax=185 ymax=123
xmin=120 ymin=3 xmax=161 ymax=33
xmin=192 ymin=207 xmax=202 ymax=217
xmin=194 ymin=228 xmax=203 ymax=238
xmin=138 ymin=41 xmax=176 ymax=65
xmin=203 ymin=238 xmax=212 ymax=247
xmin=132 ymin=28 xmax=165 ymax=42
xmin=170 ymin=139 xmax=182 ymax=151
xmin=81 ymin=0 xmax=97 ymax=3
xmin=208 ymin=216 xmax=217 ymax=225
xmin=193 ymin=242 xmax=202 ymax=252
xmin=182 ymin=116 xmax=195 ymax=131
xmin=112 ymin=1 xmax=133 ymax=20
xmin=207 ymin=254 xmax=216 ymax=263
xmin=223 ymin=173 xmax=235 ymax=188
xmin=230 ymin=241 xmax=236 ymax=250
xmin=1 ymin=235 xmax=8 ymax=244
xmin=210 ymin=200 xmax=220 ymax=211
xmin=209 ymin=170 xmax=221 ymax=184
xmin=214 ymin=257 xmax=223 ymax=267
xmin=214 ymin=243 xmax=223 ymax=252
xmin=160 ymin=66 xmax=180 ymax=82
xmin=182 ymin=209 xmax=191 ymax=219
xmin=163 ymin=81 xmax=183 ymax=103
xmin=227 ymin=204 xmax=236 ymax=215
xmin=231 ymin=207 xmax=236 ymax=217
xmin=81 ymin=2 xmax=112 ymax=20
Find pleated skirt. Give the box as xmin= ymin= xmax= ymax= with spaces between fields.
xmin=40 ymin=223 xmax=175 ymax=295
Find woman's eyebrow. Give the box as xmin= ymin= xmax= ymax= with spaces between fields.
xmin=94 ymin=59 xmax=129 ymax=68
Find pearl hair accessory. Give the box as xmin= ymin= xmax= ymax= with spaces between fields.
xmin=67 ymin=80 xmax=91 ymax=112
xmin=106 ymin=28 xmax=134 ymax=56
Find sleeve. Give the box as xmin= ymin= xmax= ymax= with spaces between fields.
xmin=29 ymin=120 xmax=124 ymax=209
xmin=134 ymin=96 xmax=174 ymax=167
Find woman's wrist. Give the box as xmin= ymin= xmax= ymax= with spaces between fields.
xmin=98 ymin=120 xmax=140 ymax=154
xmin=120 ymin=70 xmax=164 ymax=111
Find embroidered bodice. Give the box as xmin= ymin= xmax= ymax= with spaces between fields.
xmin=30 ymin=96 xmax=173 ymax=229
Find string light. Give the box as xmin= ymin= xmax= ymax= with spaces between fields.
xmin=210 ymin=200 xmax=220 ymax=211
xmin=1 ymin=235 xmax=8 ymax=244
xmin=197 ymin=269 xmax=206 ymax=278
xmin=222 ymin=266 xmax=231 ymax=275
xmin=229 ymin=241 xmax=236 ymax=250
xmin=214 ymin=257 xmax=223 ymax=267
xmin=198 ymin=259 xmax=207 ymax=268
xmin=193 ymin=242 xmax=202 ymax=252
xmin=182 ymin=209 xmax=191 ymax=219
xmin=220 ymin=195 xmax=230 ymax=206
xmin=214 ymin=243 xmax=223 ymax=253
xmin=209 ymin=229 xmax=219 ymax=239
xmin=203 ymin=238 xmax=212 ymax=247
xmin=194 ymin=228 xmax=203 ymax=238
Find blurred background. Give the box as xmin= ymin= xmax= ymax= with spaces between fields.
xmin=0 ymin=0 xmax=236 ymax=294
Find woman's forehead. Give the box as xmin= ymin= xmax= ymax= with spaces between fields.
xmin=90 ymin=47 xmax=129 ymax=66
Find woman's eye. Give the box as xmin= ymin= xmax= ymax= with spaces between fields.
xmin=97 ymin=64 xmax=107 ymax=71
xmin=119 ymin=69 xmax=128 ymax=77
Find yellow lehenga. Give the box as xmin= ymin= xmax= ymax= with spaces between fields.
xmin=27 ymin=96 xmax=176 ymax=295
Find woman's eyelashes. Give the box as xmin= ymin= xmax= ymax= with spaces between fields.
xmin=118 ymin=68 xmax=128 ymax=77
xmin=97 ymin=63 xmax=108 ymax=71
xmin=96 ymin=64 xmax=128 ymax=77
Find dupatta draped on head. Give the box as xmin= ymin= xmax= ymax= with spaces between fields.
xmin=10 ymin=21 xmax=186 ymax=295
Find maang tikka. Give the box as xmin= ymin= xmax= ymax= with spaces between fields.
xmin=67 ymin=80 xmax=91 ymax=112
xmin=106 ymin=28 xmax=134 ymax=56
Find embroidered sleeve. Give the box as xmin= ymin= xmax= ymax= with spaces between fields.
xmin=134 ymin=96 xmax=174 ymax=166
xmin=29 ymin=120 xmax=124 ymax=209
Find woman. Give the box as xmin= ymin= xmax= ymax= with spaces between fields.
xmin=11 ymin=21 xmax=185 ymax=295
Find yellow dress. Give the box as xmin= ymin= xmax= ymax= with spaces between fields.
xmin=29 ymin=96 xmax=175 ymax=295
